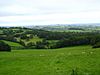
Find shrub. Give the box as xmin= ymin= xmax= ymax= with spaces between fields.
xmin=0 ymin=41 xmax=11 ymax=52
xmin=92 ymin=42 xmax=100 ymax=48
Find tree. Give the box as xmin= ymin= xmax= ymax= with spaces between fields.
xmin=19 ymin=40 xmax=26 ymax=47
xmin=0 ymin=41 xmax=11 ymax=52
xmin=35 ymin=41 xmax=45 ymax=49
xmin=26 ymin=42 xmax=35 ymax=48
xmin=92 ymin=42 xmax=100 ymax=48
xmin=35 ymin=39 xmax=49 ymax=49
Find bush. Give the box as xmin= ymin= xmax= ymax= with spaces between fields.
xmin=92 ymin=42 xmax=100 ymax=48
xmin=35 ymin=39 xmax=49 ymax=49
xmin=0 ymin=41 xmax=11 ymax=52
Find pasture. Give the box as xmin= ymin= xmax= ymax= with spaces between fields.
xmin=0 ymin=46 xmax=100 ymax=75
xmin=2 ymin=40 xmax=24 ymax=49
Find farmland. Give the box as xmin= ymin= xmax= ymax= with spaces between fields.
xmin=0 ymin=26 xmax=100 ymax=75
xmin=0 ymin=46 xmax=100 ymax=75
xmin=0 ymin=0 xmax=100 ymax=74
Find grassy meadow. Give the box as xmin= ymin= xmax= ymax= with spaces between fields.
xmin=2 ymin=40 xmax=24 ymax=49
xmin=0 ymin=46 xmax=100 ymax=75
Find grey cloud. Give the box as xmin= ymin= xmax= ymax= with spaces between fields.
xmin=0 ymin=0 xmax=100 ymax=26
xmin=0 ymin=0 xmax=100 ymax=17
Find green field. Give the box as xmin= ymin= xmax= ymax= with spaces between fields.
xmin=26 ymin=36 xmax=42 ymax=43
xmin=0 ymin=46 xmax=100 ymax=75
xmin=2 ymin=40 xmax=24 ymax=49
xmin=3 ymin=40 xmax=22 ymax=47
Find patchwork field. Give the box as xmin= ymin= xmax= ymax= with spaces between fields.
xmin=2 ymin=40 xmax=24 ymax=49
xmin=0 ymin=46 xmax=100 ymax=75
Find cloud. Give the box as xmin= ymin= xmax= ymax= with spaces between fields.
xmin=0 ymin=11 xmax=100 ymax=26
xmin=0 ymin=0 xmax=100 ymax=26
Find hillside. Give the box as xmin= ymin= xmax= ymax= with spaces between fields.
xmin=0 ymin=27 xmax=100 ymax=75
xmin=0 ymin=27 xmax=100 ymax=49
xmin=0 ymin=46 xmax=100 ymax=75
xmin=2 ymin=40 xmax=24 ymax=49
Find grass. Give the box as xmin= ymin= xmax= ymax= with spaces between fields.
xmin=0 ymin=46 xmax=100 ymax=75
xmin=3 ymin=40 xmax=22 ymax=47
xmin=0 ymin=30 xmax=3 ymax=34
xmin=2 ymin=40 xmax=23 ymax=49
xmin=17 ymin=36 xmax=42 ymax=44
xmin=28 ymin=36 xmax=42 ymax=43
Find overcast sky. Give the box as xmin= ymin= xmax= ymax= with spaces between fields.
xmin=0 ymin=0 xmax=100 ymax=26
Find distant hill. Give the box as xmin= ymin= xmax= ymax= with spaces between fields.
xmin=24 ymin=23 xmax=100 ymax=32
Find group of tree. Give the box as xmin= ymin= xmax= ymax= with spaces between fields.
xmin=0 ymin=41 xmax=11 ymax=52
xmin=0 ymin=27 xmax=100 ymax=49
xmin=18 ymin=39 xmax=49 ymax=49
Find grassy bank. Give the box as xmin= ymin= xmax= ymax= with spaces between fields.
xmin=0 ymin=46 xmax=100 ymax=75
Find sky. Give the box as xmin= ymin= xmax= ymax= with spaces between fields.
xmin=0 ymin=0 xmax=100 ymax=26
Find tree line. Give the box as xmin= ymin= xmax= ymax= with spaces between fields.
xmin=0 ymin=27 xmax=100 ymax=50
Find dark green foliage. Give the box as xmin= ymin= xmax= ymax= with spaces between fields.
xmin=26 ymin=42 xmax=35 ymax=49
xmin=53 ymin=37 xmax=90 ymax=48
xmin=0 ymin=41 xmax=11 ymax=52
xmin=68 ymin=28 xmax=84 ymax=30
xmin=35 ymin=41 xmax=45 ymax=49
xmin=19 ymin=40 xmax=26 ymax=47
xmin=35 ymin=39 xmax=49 ymax=49
xmin=92 ymin=42 xmax=100 ymax=48
xmin=0 ymin=27 xmax=100 ymax=49
xmin=71 ymin=69 xmax=78 ymax=75
xmin=20 ymin=34 xmax=28 ymax=39
xmin=29 ymin=34 xmax=33 ymax=39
